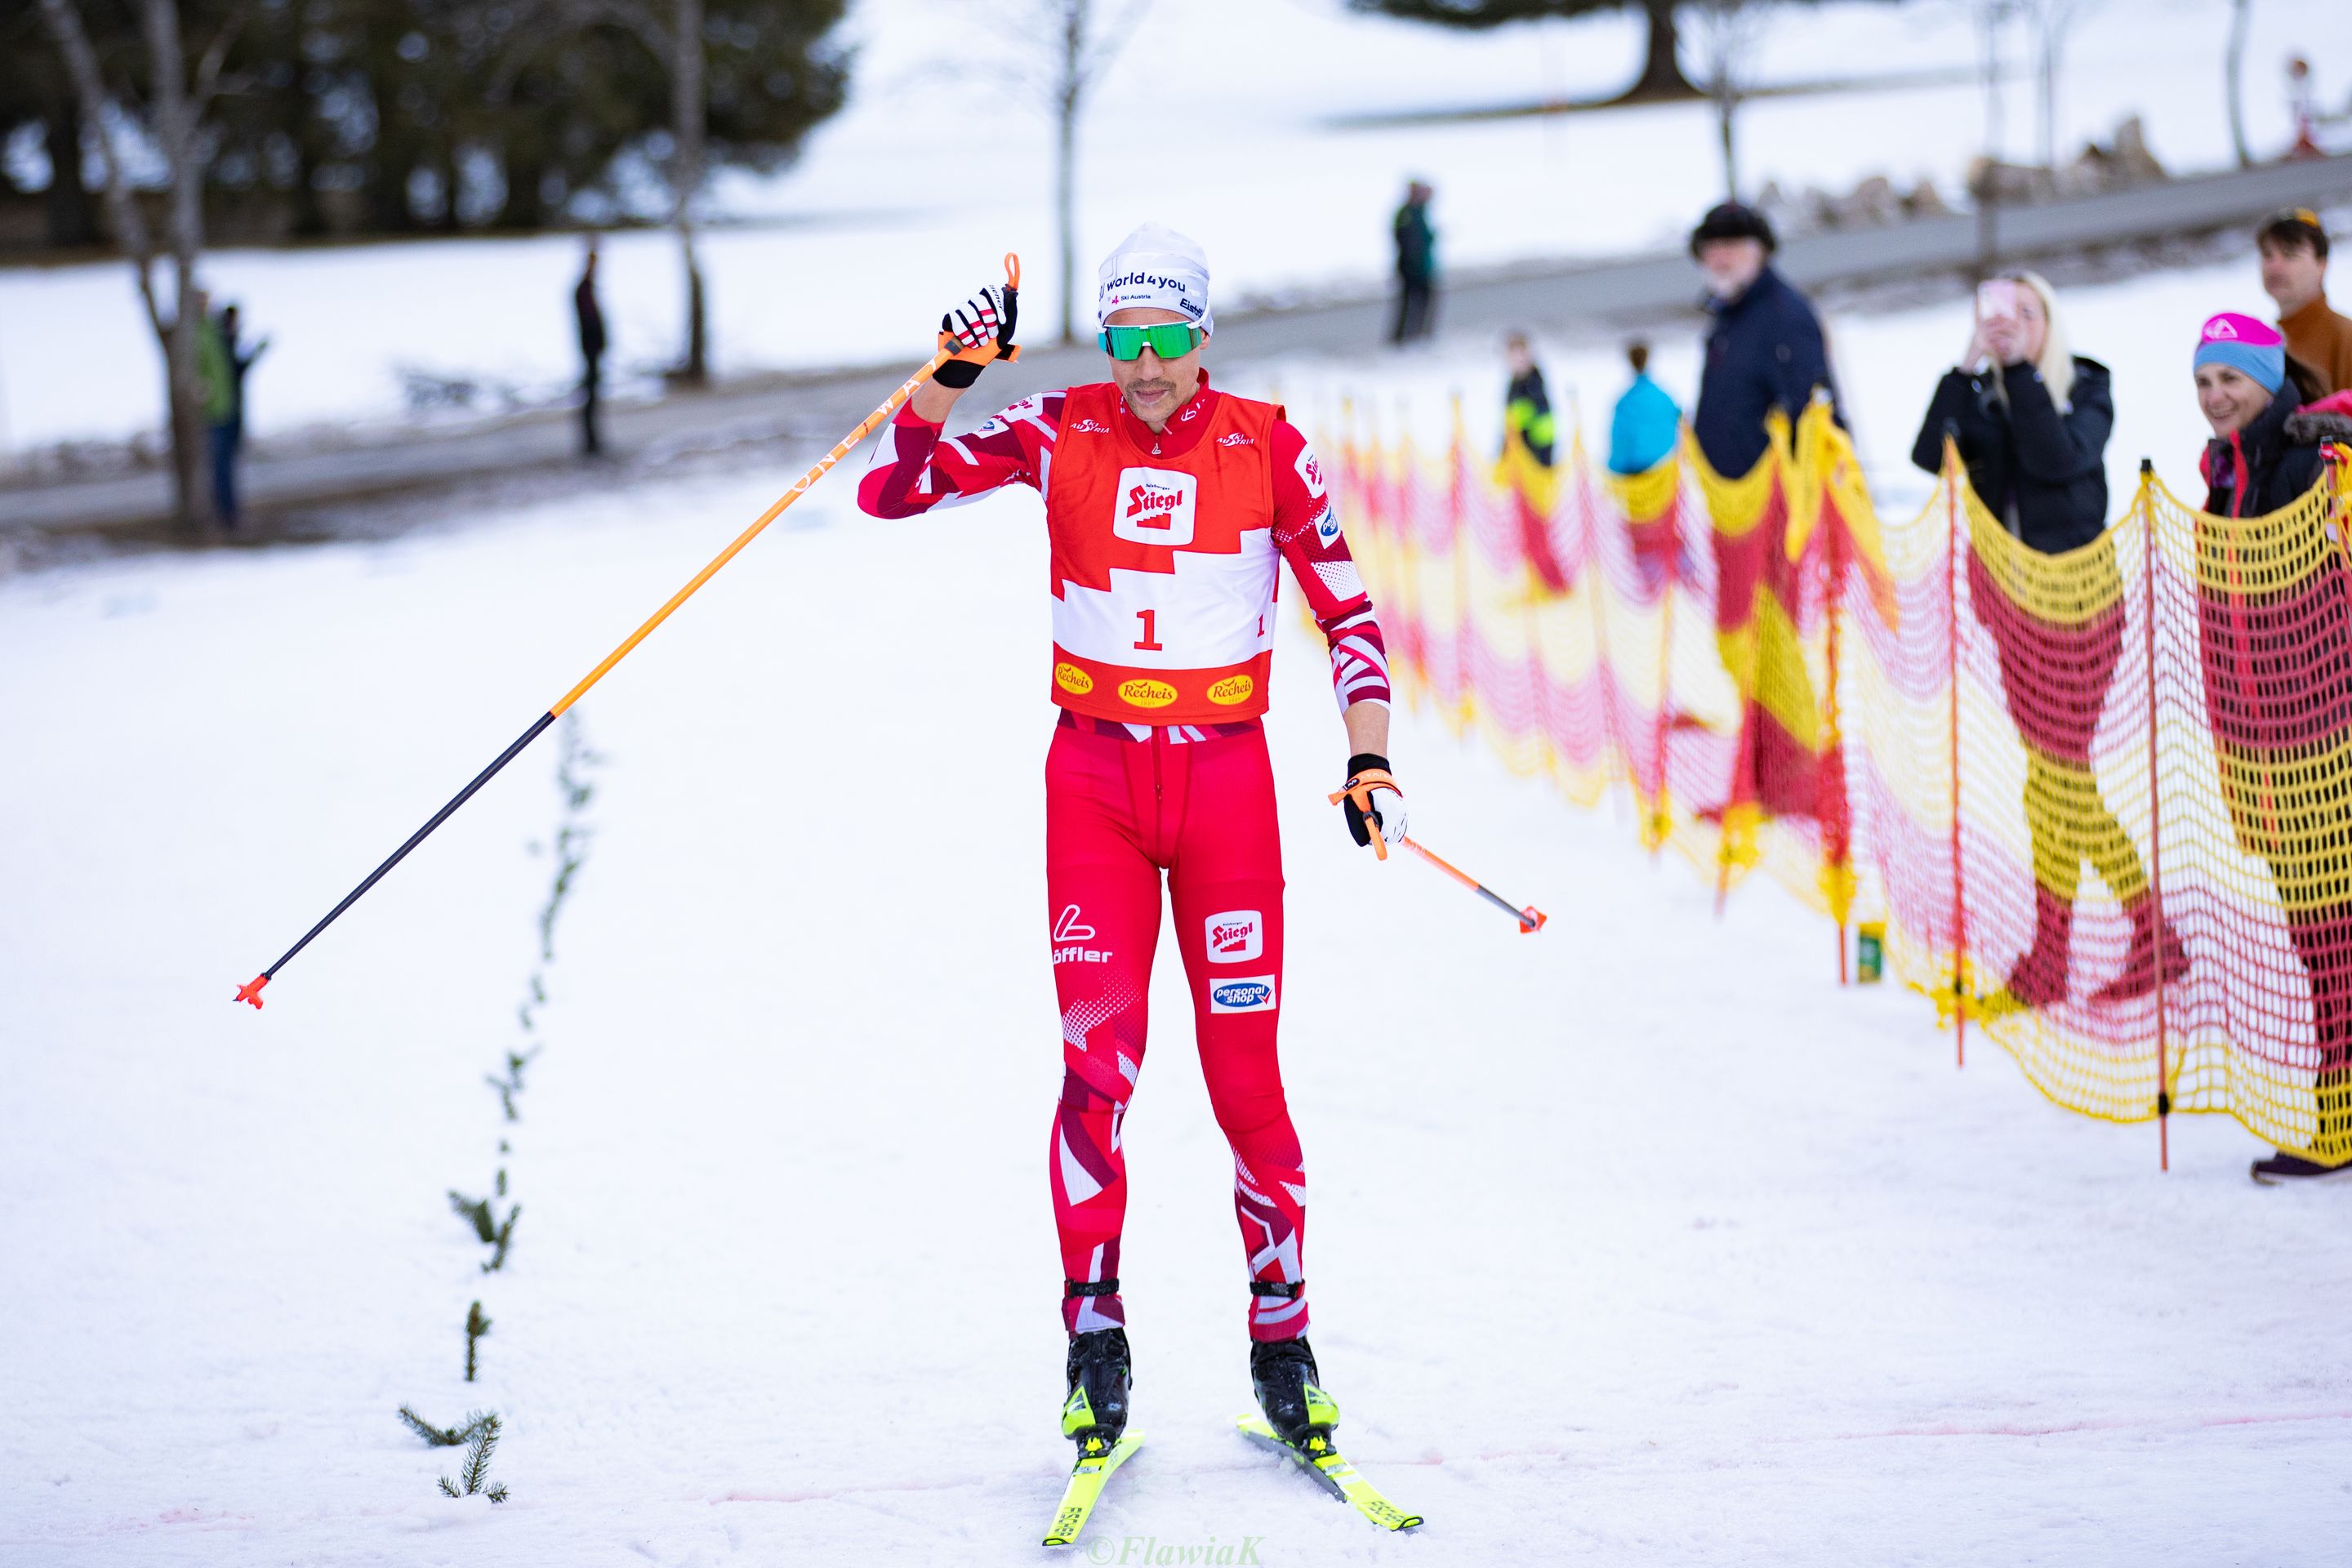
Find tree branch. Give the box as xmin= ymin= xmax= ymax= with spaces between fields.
xmin=191 ymin=2 xmax=254 ymax=117
xmin=34 ymin=0 xmax=165 ymax=337
xmin=564 ymin=0 xmax=673 ymax=61
xmin=487 ymin=0 xmax=672 ymax=105
xmin=1072 ymin=0 xmax=1152 ymax=94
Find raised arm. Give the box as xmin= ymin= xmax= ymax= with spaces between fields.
xmin=857 ymin=391 xmax=1066 ymax=519
xmin=857 ymin=279 xmax=1045 ymax=519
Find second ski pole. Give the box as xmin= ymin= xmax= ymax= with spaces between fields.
xmin=1399 ymin=835 xmax=1548 ymax=933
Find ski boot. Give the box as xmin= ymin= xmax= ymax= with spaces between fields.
xmin=1250 ymin=1334 xmax=1339 ymax=1449
xmin=1061 ymin=1326 xmax=1131 ymax=1455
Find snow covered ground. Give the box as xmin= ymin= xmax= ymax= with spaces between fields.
xmin=5 ymin=429 xmax=2350 ymax=1562
xmin=4 ymin=0 xmax=2349 ymax=456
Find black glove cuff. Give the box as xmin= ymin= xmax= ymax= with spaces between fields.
xmin=934 ymin=356 xmax=984 ymax=389
xmin=1346 ymin=753 xmax=1390 ymax=778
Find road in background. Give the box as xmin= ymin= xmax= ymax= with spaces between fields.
xmin=7 ymin=154 xmax=2351 ymax=543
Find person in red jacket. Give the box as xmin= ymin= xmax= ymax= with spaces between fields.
xmin=858 ymin=225 xmax=1403 ymax=1464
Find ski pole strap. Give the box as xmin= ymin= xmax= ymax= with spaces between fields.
xmin=1063 ymin=1278 xmax=1120 ymax=1298
xmin=1249 ymin=1280 xmax=1305 ymax=1299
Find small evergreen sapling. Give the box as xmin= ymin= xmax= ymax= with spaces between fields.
xmin=465 ymin=1299 xmax=491 ymax=1382
xmin=537 ymin=715 xmax=600 ymax=961
xmin=449 ymin=1190 xmax=521 ymax=1271
xmin=450 ymin=1191 xmax=496 ymax=1245
xmin=435 ymin=1410 xmax=510 ymax=1503
xmin=518 ymin=972 xmax=546 ymax=1033
xmin=483 ymin=1205 xmax=519 ymax=1272
xmin=485 ymin=1046 xmax=540 ymax=1122
xmin=397 ymin=1405 xmax=494 ymax=1446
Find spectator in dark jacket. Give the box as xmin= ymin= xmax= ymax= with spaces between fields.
xmin=1502 ymin=332 xmax=1555 ymax=468
xmin=1910 ymin=270 xmax=2112 ymax=552
xmin=575 ymin=238 xmax=608 ymax=457
xmin=1391 ymin=181 xmax=1437 ymax=345
xmin=1688 ymin=202 xmax=1838 ymax=476
xmin=2189 ymin=311 xmax=2352 ymax=1184
xmin=1913 ymin=271 xmax=2167 ymax=1013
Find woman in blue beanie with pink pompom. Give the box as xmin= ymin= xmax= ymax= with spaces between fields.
xmin=2189 ymin=310 xmax=2352 ymax=1183
xmin=2192 ymin=310 xmax=2345 ymax=515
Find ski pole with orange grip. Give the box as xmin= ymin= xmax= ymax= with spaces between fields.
xmin=234 ymin=255 xmax=1022 ymax=1009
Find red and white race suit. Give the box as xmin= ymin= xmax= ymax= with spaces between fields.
xmin=858 ymin=374 xmax=1390 ymax=1342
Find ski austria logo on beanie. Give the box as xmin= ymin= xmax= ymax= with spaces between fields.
xmin=1098 ymin=222 xmax=1213 ymax=335
xmin=2193 ymin=311 xmax=2286 ymax=393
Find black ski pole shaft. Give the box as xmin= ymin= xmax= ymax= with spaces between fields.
xmin=231 ymin=257 xmax=1020 ymax=1009
xmin=234 ymin=713 xmax=554 ymax=1006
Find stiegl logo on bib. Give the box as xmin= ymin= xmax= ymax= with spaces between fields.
xmin=1205 ymin=910 xmax=1263 ymax=964
xmin=1111 ymin=466 xmax=1198 ymax=547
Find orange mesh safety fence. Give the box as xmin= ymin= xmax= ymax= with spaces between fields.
xmin=1330 ymin=397 xmax=2352 ymax=1165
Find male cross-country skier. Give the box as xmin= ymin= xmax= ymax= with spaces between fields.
xmin=856 ymin=225 xmax=1406 ymax=1467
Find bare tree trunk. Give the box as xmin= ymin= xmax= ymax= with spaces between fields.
xmin=1714 ymin=82 xmax=1738 ymax=201
xmin=143 ymin=0 xmax=216 ymax=529
xmin=38 ymin=0 xmax=216 ymax=528
xmin=673 ymin=0 xmax=708 ymax=383
xmin=1622 ymin=0 xmax=1699 ymax=103
xmin=1975 ymin=0 xmax=2003 ymax=281
xmin=44 ymin=100 xmax=99 ymax=248
xmin=501 ymin=154 xmax=546 ymax=229
xmin=1695 ymin=2 xmax=1744 ymax=203
xmin=2038 ymin=17 xmax=2057 ymax=170
xmin=2225 ymin=0 xmax=2252 ymax=169
xmin=1055 ymin=1 xmax=1082 ymax=346
xmin=2034 ymin=0 xmax=2087 ymax=175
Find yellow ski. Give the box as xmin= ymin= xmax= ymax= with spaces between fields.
xmin=1236 ymin=1414 xmax=1422 ymax=1532
xmin=1042 ymin=1429 xmax=1145 ymax=1548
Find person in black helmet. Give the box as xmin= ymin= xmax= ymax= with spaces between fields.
xmin=1688 ymin=202 xmax=1841 ymax=476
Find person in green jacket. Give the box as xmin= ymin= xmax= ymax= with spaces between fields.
xmin=195 ymin=296 xmax=269 ymax=528
xmin=1503 ymin=332 xmax=1555 ymax=468
xmin=194 ymin=294 xmax=239 ymax=527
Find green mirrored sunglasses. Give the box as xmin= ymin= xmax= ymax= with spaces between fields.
xmin=1098 ymin=322 xmax=1205 ymax=362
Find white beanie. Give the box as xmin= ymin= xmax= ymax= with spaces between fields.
xmin=1097 ymin=223 xmax=1212 ymax=335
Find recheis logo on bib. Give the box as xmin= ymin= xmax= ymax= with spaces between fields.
xmin=1209 ymin=975 xmax=1277 ymax=1013
xmin=1118 ymin=677 xmax=1178 ymax=708
xmin=1111 ymin=466 xmax=1198 ymax=547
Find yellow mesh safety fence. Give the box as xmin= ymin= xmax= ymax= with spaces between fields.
xmin=1329 ymin=398 xmax=2352 ymax=1165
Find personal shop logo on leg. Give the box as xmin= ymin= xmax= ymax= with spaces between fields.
xmin=1209 ymin=977 xmax=1277 ymax=1013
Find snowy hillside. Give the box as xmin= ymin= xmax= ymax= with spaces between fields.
xmin=4 ymin=438 xmax=2348 ymax=1562
xmin=4 ymin=0 xmax=2348 ymax=453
